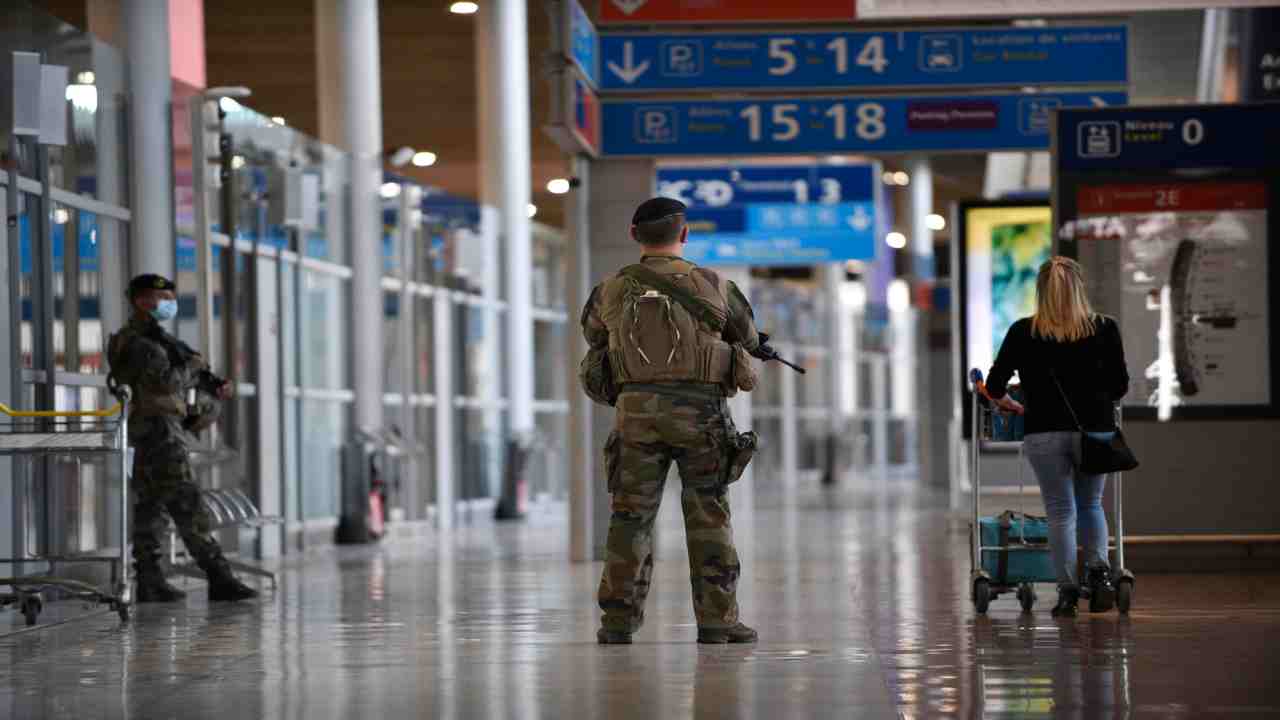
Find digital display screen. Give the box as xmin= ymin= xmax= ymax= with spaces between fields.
xmin=1071 ymin=181 xmax=1271 ymax=410
xmin=961 ymin=204 xmax=1053 ymax=380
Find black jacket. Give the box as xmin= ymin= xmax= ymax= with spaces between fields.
xmin=987 ymin=315 xmax=1129 ymax=434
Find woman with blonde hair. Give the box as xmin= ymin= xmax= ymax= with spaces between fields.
xmin=986 ymin=257 xmax=1129 ymax=617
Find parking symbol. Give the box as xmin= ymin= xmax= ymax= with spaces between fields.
xmin=1078 ymin=121 xmax=1121 ymax=158
xmin=635 ymin=107 xmax=678 ymax=144
xmin=661 ymin=41 xmax=702 ymax=77
xmin=919 ymin=34 xmax=963 ymax=73
xmin=1018 ymin=97 xmax=1061 ymax=135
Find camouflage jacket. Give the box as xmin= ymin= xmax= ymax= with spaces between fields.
xmin=106 ymin=314 xmax=204 ymax=419
xmin=582 ymin=255 xmax=761 ymax=384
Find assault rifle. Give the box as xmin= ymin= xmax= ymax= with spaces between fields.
xmin=751 ymin=333 xmax=806 ymax=375
xmin=146 ymin=325 xmax=227 ymax=395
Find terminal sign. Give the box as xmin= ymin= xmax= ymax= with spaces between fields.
xmin=600 ymin=26 xmax=1128 ymax=92
xmin=656 ymin=164 xmax=878 ymax=265
xmin=605 ymin=91 xmax=1127 ymax=156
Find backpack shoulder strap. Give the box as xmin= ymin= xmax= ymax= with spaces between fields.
xmin=619 ymin=264 xmax=727 ymax=333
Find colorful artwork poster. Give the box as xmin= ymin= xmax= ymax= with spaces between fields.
xmin=963 ymin=204 xmax=1053 ymax=379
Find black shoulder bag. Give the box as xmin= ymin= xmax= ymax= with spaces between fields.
xmin=1050 ymin=372 xmax=1139 ymax=475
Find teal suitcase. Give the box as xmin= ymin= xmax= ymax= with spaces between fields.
xmin=978 ymin=511 xmax=1056 ymax=586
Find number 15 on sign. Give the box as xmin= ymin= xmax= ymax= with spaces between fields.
xmin=740 ymin=102 xmax=887 ymax=142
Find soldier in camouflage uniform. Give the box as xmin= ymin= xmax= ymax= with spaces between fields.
xmin=107 ymin=274 xmax=258 ymax=603
xmin=581 ymin=198 xmax=762 ymax=645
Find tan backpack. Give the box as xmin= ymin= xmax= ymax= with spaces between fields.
xmin=606 ymin=264 xmax=748 ymax=390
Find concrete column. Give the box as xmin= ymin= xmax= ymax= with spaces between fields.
xmin=477 ymin=0 xmax=535 ymax=441
xmin=907 ymin=155 xmax=933 ymax=279
xmin=586 ymin=157 xmax=655 ymax=558
xmin=1197 ymin=8 xmax=1230 ymax=102
xmin=315 ymin=0 xmax=384 ymax=433
xmin=567 ymin=156 xmax=595 ymax=563
xmin=123 ymin=0 xmax=174 ymax=278
xmin=434 ymin=289 xmax=455 ymax=531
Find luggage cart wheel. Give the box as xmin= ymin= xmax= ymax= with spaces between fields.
xmin=1017 ymin=583 xmax=1036 ymax=613
xmin=973 ymin=579 xmax=992 ymax=614
xmin=20 ymin=595 xmax=42 ymax=626
xmin=1116 ymin=578 xmax=1134 ymax=615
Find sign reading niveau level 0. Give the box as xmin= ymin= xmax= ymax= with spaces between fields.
xmin=1055 ymin=104 xmax=1280 ymax=172
xmin=601 ymin=26 xmax=1127 ymax=91
xmin=601 ymin=0 xmax=857 ymax=25
xmin=656 ymin=164 xmax=878 ymax=265
xmin=604 ymin=91 xmax=1127 ymax=157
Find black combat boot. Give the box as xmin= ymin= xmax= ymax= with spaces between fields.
xmin=1051 ymin=584 xmax=1080 ymax=618
xmin=1085 ymin=562 xmax=1116 ymax=613
xmin=597 ymin=628 xmax=633 ymax=645
xmin=135 ymin=569 xmax=188 ymax=602
xmin=200 ymin=555 xmax=258 ymax=602
xmin=133 ymin=554 xmax=187 ymax=603
xmin=697 ymin=623 xmax=758 ymax=644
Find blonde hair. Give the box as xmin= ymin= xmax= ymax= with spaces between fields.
xmin=1030 ymin=257 xmax=1096 ymax=343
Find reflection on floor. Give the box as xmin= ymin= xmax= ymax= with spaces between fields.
xmin=2 ymin=480 xmax=1278 ymax=719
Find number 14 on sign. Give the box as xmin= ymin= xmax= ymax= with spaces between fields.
xmin=768 ymin=36 xmax=887 ymax=76
xmin=740 ymin=102 xmax=886 ymax=142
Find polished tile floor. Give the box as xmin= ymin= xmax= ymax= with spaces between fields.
xmin=2 ymin=482 xmax=1278 ymax=719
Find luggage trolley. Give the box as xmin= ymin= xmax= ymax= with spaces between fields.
xmin=968 ymin=369 xmax=1134 ymax=615
xmin=0 ymin=392 xmax=132 ymax=626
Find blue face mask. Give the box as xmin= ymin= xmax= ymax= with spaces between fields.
xmin=150 ymin=299 xmax=178 ymax=322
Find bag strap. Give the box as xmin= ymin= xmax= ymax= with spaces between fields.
xmin=1049 ymin=370 xmax=1086 ymax=433
xmin=620 ymin=264 xmax=727 ymax=333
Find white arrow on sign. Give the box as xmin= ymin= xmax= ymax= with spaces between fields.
xmin=611 ymin=0 xmax=648 ymax=15
xmin=607 ymin=41 xmax=651 ymax=85
xmin=848 ymin=207 xmax=871 ymax=231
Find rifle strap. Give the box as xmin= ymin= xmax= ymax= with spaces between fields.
xmin=619 ymin=265 xmax=727 ymax=333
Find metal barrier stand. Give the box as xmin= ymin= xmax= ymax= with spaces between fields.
xmin=0 ymin=399 xmax=132 ymax=626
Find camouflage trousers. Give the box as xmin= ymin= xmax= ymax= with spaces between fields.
xmin=129 ymin=416 xmax=225 ymax=573
xmin=598 ymin=387 xmax=742 ymax=632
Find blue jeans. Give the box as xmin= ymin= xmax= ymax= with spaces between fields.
xmin=1023 ymin=431 xmax=1108 ymax=586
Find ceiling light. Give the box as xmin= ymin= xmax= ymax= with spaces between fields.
xmin=886 ymin=231 xmax=907 ymax=249
xmin=450 ymin=1 xmax=479 ymax=14
xmin=271 ymin=116 xmax=286 ymax=126
xmin=412 ymin=151 xmax=437 ymax=167
xmin=53 ymin=208 xmax=71 ymax=225
xmin=893 ymin=171 xmax=910 ymax=186
xmin=926 ymin=213 xmax=946 ymax=231
xmin=527 ymin=203 xmax=538 ymax=219
xmin=218 ymin=96 xmax=241 ymax=113
xmin=882 ymin=171 xmax=896 ymax=185
xmin=231 ymin=155 xmax=246 ymax=170
xmin=75 ymin=71 xmax=95 ymax=85
xmin=547 ymin=178 xmax=570 ymax=194
xmin=381 ymin=182 xmax=402 ymax=199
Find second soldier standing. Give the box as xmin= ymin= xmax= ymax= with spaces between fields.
xmin=581 ymin=197 xmax=763 ymax=645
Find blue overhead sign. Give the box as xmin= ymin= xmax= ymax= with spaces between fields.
xmin=566 ymin=0 xmax=600 ymax=88
xmin=656 ymin=164 xmax=878 ymax=265
xmin=600 ymin=26 xmax=1128 ymax=92
xmin=604 ymin=91 xmax=1127 ymax=156
xmin=1055 ymin=103 xmax=1280 ymax=172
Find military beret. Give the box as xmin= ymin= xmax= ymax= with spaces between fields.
xmin=127 ymin=273 xmax=176 ymax=298
xmin=632 ymin=197 xmax=687 ymax=225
